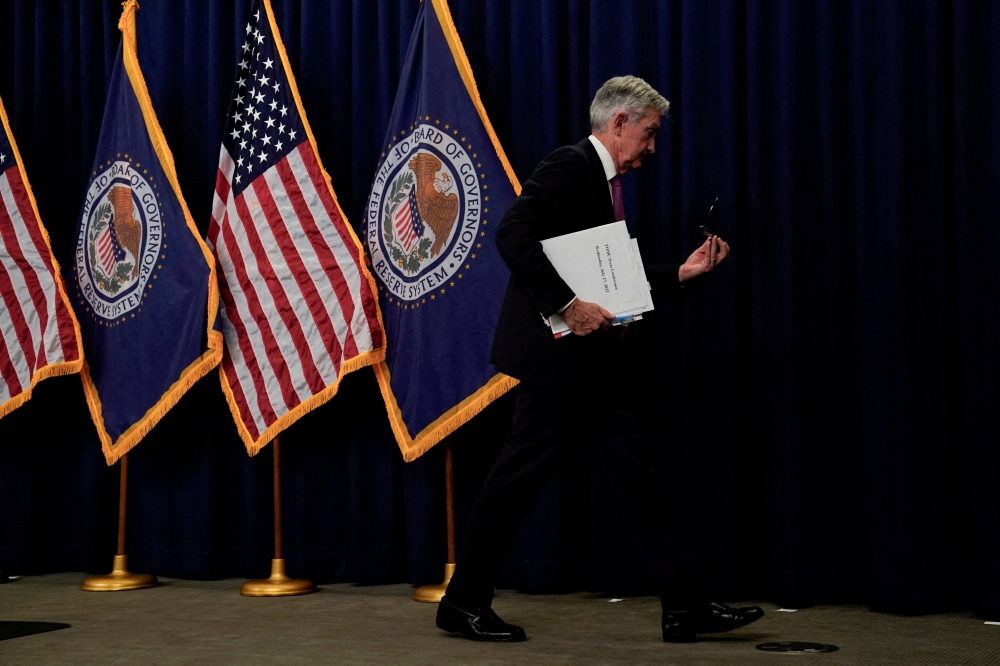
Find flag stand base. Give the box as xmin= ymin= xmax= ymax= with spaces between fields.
xmin=0 ymin=571 xmax=9 ymax=584
xmin=81 ymin=555 xmax=157 ymax=591
xmin=413 ymin=562 xmax=455 ymax=602
xmin=240 ymin=559 xmax=315 ymax=597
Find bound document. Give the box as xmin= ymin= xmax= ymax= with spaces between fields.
xmin=540 ymin=221 xmax=653 ymax=337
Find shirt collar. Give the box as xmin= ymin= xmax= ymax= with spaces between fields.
xmin=588 ymin=135 xmax=618 ymax=182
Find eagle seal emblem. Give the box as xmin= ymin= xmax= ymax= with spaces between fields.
xmin=75 ymin=160 xmax=162 ymax=320
xmin=366 ymin=123 xmax=482 ymax=302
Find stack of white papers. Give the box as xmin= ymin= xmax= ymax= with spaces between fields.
xmin=540 ymin=221 xmax=653 ymax=337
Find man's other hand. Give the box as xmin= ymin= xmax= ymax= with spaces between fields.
xmin=563 ymin=299 xmax=614 ymax=336
xmin=679 ymin=236 xmax=730 ymax=282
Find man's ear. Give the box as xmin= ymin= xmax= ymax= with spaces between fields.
xmin=612 ymin=111 xmax=628 ymax=134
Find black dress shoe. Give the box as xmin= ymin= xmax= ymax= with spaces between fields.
xmin=436 ymin=597 xmax=527 ymax=642
xmin=662 ymin=601 xmax=764 ymax=643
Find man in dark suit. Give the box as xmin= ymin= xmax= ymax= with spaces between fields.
xmin=436 ymin=76 xmax=762 ymax=643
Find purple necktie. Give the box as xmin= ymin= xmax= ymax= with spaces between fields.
xmin=611 ymin=175 xmax=625 ymax=222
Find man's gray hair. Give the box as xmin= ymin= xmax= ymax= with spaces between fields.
xmin=589 ymin=76 xmax=669 ymax=132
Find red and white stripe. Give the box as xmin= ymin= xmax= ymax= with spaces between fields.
xmin=208 ymin=141 xmax=382 ymax=444
xmin=394 ymin=201 xmax=417 ymax=253
xmin=0 ymin=163 xmax=81 ymax=408
xmin=97 ymin=225 xmax=117 ymax=273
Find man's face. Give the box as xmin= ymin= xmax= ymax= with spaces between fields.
xmin=613 ymin=107 xmax=661 ymax=174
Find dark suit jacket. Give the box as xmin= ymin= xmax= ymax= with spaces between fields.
xmin=490 ymin=137 xmax=683 ymax=391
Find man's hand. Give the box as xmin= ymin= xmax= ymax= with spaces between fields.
xmin=562 ymin=298 xmax=614 ymax=336
xmin=679 ymin=236 xmax=730 ymax=282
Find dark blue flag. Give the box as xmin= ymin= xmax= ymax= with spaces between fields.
xmin=364 ymin=0 xmax=520 ymax=461
xmin=70 ymin=2 xmax=223 ymax=465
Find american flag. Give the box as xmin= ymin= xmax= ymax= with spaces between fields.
xmin=394 ymin=189 xmax=424 ymax=253
xmin=0 ymin=99 xmax=82 ymax=416
xmin=208 ymin=0 xmax=383 ymax=453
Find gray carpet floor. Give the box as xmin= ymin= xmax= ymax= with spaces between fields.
xmin=1 ymin=573 xmax=997 ymax=665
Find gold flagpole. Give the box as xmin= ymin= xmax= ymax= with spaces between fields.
xmin=240 ymin=436 xmax=316 ymax=596
xmin=413 ymin=436 xmax=456 ymax=602
xmin=81 ymin=453 xmax=157 ymax=591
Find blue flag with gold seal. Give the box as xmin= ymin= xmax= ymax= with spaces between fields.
xmin=364 ymin=0 xmax=520 ymax=461
xmin=70 ymin=1 xmax=222 ymax=465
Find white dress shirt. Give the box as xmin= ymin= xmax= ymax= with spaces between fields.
xmin=588 ymin=134 xmax=618 ymax=201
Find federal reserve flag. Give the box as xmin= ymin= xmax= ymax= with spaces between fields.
xmin=209 ymin=0 xmax=384 ymax=455
xmin=0 ymin=96 xmax=83 ymax=418
xmin=365 ymin=0 xmax=520 ymax=461
xmin=71 ymin=1 xmax=222 ymax=464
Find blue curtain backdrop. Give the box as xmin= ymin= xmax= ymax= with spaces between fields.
xmin=1 ymin=0 xmax=998 ymax=618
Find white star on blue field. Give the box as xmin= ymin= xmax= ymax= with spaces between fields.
xmin=221 ymin=6 xmax=305 ymax=196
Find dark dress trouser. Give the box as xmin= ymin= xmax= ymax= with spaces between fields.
xmin=445 ymin=362 xmax=710 ymax=612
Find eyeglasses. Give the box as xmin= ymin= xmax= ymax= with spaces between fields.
xmin=699 ymin=196 xmax=719 ymax=238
